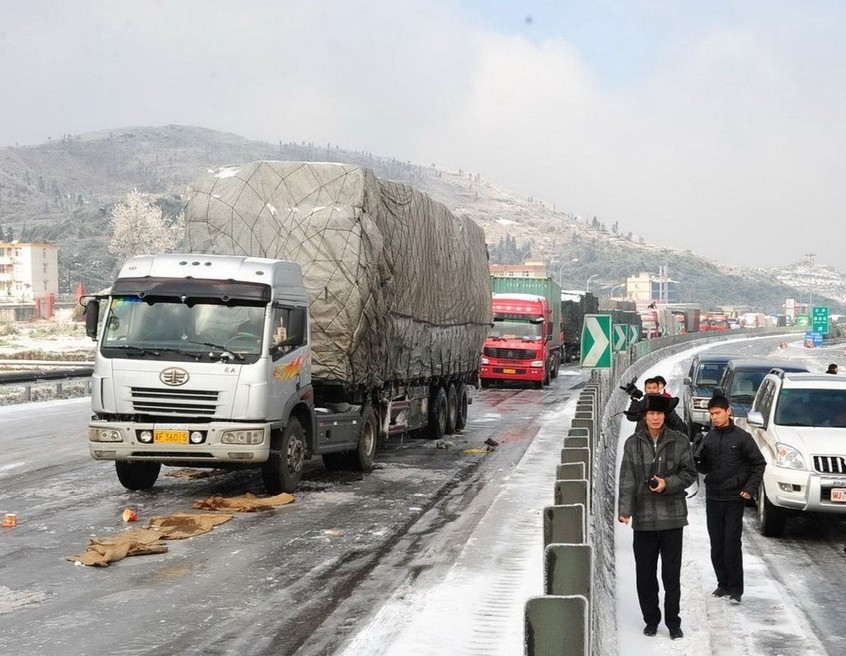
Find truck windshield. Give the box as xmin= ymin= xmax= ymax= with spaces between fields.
xmin=101 ymin=296 xmax=266 ymax=359
xmin=489 ymin=319 xmax=542 ymax=340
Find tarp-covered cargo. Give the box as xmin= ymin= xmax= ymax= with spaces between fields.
xmin=184 ymin=161 xmax=492 ymax=388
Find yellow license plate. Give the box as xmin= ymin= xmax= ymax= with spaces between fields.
xmin=154 ymin=430 xmax=189 ymax=444
xmin=503 ymin=368 xmax=517 ymax=374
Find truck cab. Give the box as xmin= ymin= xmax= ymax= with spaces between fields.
xmin=85 ymin=254 xmax=374 ymax=494
xmin=480 ymin=293 xmax=554 ymax=388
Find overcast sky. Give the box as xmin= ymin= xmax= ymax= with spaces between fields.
xmin=1 ymin=1 xmax=844 ymax=269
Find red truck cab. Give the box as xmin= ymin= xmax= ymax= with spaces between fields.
xmin=481 ymin=293 xmax=553 ymax=388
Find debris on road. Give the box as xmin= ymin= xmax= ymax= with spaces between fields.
xmin=66 ymin=513 xmax=234 ymax=567
xmin=461 ymin=448 xmax=488 ymax=454
xmin=484 ymin=437 xmax=499 ymax=447
xmin=2 ymin=513 xmax=17 ymax=527
xmin=193 ymin=492 xmax=295 ymax=512
xmin=121 ymin=508 xmax=137 ymax=522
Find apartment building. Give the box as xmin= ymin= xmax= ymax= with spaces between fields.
xmin=0 ymin=241 xmax=59 ymax=302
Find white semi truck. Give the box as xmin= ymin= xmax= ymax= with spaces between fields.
xmin=86 ymin=162 xmax=492 ymax=494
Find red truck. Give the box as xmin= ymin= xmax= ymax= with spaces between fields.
xmin=481 ymin=293 xmax=557 ymax=388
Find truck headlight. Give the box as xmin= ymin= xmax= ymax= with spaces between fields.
xmin=138 ymin=430 xmax=153 ymax=443
xmin=775 ymin=443 xmax=805 ymax=470
xmin=221 ymin=430 xmax=265 ymax=445
xmin=481 ymin=356 xmax=490 ymax=365
xmin=531 ymin=360 xmax=544 ymax=368
xmin=89 ymin=428 xmax=122 ymax=442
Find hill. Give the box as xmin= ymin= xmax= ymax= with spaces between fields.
xmin=0 ymin=125 xmax=842 ymax=312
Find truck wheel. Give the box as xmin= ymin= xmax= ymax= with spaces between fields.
xmin=262 ymin=419 xmax=305 ymax=494
xmin=115 ymin=461 xmax=161 ymax=490
xmin=352 ymin=406 xmax=378 ymax=471
xmin=757 ymin=483 xmax=786 ymax=537
xmin=480 ymin=379 xmax=491 ymax=389
xmin=551 ymin=356 xmax=559 ymax=379
xmin=543 ymin=367 xmax=551 ymax=386
xmin=426 ymin=386 xmax=448 ymax=439
xmin=445 ymin=383 xmax=458 ymax=435
xmin=454 ymin=383 xmax=469 ymax=430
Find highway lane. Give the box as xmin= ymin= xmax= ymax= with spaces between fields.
xmin=0 ymin=373 xmax=586 ymax=656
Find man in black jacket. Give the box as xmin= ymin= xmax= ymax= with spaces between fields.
xmin=624 ymin=378 xmax=689 ymax=435
xmin=694 ymin=395 xmax=766 ymax=604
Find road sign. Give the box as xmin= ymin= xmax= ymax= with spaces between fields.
xmin=612 ymin=324 xmax=627 ymax=352
xmin=628 ymin=324 xmax=639 ymax=345
xmin=812 ymin=306 xmax=830 ymax=334
xmin=805 ymin=331 xmax=824 ymax=347
xmin=795 ymin=314 xmax=811 ymax=328
xmin=581 ymin=314 xmax=612 ymax=369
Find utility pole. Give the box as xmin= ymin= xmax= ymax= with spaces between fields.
xmin=806 ymin=253 xmax=815 ymax=311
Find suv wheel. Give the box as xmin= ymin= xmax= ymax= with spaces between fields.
xmin=757 ymin=482 xmax=786 ymax=537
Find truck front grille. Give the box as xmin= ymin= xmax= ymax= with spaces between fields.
xmin=814 ymin=455 xmax=846 ymax=474
xmin=484 ymin=347 xmax=536 ymax=360
xmin=130 ymin=387 xmax=219 ymax=416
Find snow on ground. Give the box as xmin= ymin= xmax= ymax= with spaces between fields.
xmin=341 ymin=371 xmax=583 ymax=655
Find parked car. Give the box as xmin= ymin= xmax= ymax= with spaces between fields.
xmin=682 ymin=352 xmax=733 ymax=438
xmin=714 ymin=359 xmax=809 ymax=419
xmin=743 ymin=370 xmax=846 ymax=536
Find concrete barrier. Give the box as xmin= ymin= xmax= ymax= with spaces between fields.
xmin=543 ymin=504 xmax=585 ymax=546
xmin=561 ymin=446 xmax=591 ymax=477
xmin=544 ymin=543 xmax=592 ymax=598
xmin=556 ymin=462 xmax=585 ymax=480
xmin=554 ymin=479 xmax=588 ymax=510
xmin=524 ymin=595 xmax=588 ymax=656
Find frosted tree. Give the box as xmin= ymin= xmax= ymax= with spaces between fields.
xmin=108 ymin=189 xmax=182 ymax=260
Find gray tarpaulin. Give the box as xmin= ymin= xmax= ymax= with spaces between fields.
xmin=184 ymin=161 xmax=492 ymax=387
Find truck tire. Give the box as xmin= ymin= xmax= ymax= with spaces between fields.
xmin=445 ymin=383 xmax=458 ymax=435
xmin=115 ymin=461 xmax=161 ymax=490
xmin=262 ymin=419 xmax=305 ymax=494
xmin=324 ymin=406 xmax=378 ymax=472
xmin=426 ymin=385 xmax=448 ymax=439
xmin=454 ymin=383 xmax=469 ymax=430
xmin=757 ymin=482 xmax=786 ymax=537
xmin=543 ymin=367 xmax=551 ymax=386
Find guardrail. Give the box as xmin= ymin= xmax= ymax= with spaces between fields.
xmin=524 ymin=326 xmax=793 ymax=655
xmin=0 ymin=365 xmax=92 ymax=403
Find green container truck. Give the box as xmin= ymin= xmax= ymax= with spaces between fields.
xmin=489 ymin=276 xmax=563 ymax=379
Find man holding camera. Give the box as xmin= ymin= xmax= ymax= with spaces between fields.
xmin=618 ymin=394 xmax=697 ymax=640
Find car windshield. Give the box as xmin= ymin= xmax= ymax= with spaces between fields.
xmin=695 ymin=362 xmax=727 ymax=389
xmin=728 ymin=371 xmax=766 ymax=402
xmin=775 ymin=389 xmax=846 ymax=427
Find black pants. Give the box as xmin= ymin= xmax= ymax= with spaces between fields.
xmin=706 ymin=499 xmax=746 ymax=596
xmin=632 ymin=527 xmax=683 ymax=629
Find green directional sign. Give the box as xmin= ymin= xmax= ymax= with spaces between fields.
xmin=628 ymin=324 xmax=639 ymax=346
xmin=612 ymin=324 xmax=627 ymax=352
xmin=812 ymin=306 xmax=830 ymax=334
xmin=795 ymin=314 xmax=811 ymax=328
xmin=581 ymin=314 xmax=612 ymax=369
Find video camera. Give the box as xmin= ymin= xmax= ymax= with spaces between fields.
xmin=619 ymin=376 xmax=643 ymax=400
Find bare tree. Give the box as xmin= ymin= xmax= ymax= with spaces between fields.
xmin=108 ymin=189 xmax=182 ymax=260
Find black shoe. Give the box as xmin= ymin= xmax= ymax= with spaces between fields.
xmin=643 ymin=625 xmax=658 ymax=637
xmin=730 ymin=593 xmax=742 ymax=604
xmin=712 ymin=587 xmax=729 ymax=597
xmin=669 ymin=627 xmax=684 ymax=640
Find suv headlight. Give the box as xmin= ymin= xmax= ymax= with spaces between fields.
xmin=775 ymin=442 xmax=805 ymax=470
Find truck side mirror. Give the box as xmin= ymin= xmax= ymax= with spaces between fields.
xmin=84 ymin=299 xmax=100 ymax=340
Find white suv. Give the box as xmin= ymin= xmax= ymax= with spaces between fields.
xmin=744 ymin=370 xmax=846 ymax=537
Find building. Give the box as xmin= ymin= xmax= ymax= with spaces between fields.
xmin=625 ymin=270 xmax=680 ymax=303
xmin=489 ymin=259 xmax=549 ymax=278
xmin=0 ymin=241 xmax=59 ymax=303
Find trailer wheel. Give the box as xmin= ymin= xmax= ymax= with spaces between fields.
xmin=454 ymin=383 xmax=469 ymax=430
xmin=426 ymin=386 xmax=448 ymax=439
xmin=262 ymin=419 xmax=305 ymax=494
xmin=115 ymin=461 xmax=161 ymax=490
xmin=445 ymin=383 xmax=458 ymax=435
xmin=757 ymin=482 xmax=786 ymax=537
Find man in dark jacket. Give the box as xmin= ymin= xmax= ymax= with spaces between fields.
xmin=625 ymin=378 xmax=689 ymax=435
xmin=618 ymin=394 xmax=697 ymax=640
xmin=695 ymin=395 xmax=766 ymax=604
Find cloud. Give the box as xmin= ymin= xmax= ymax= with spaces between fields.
xmin=1 ymin=1 xmax=844 ymax=268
